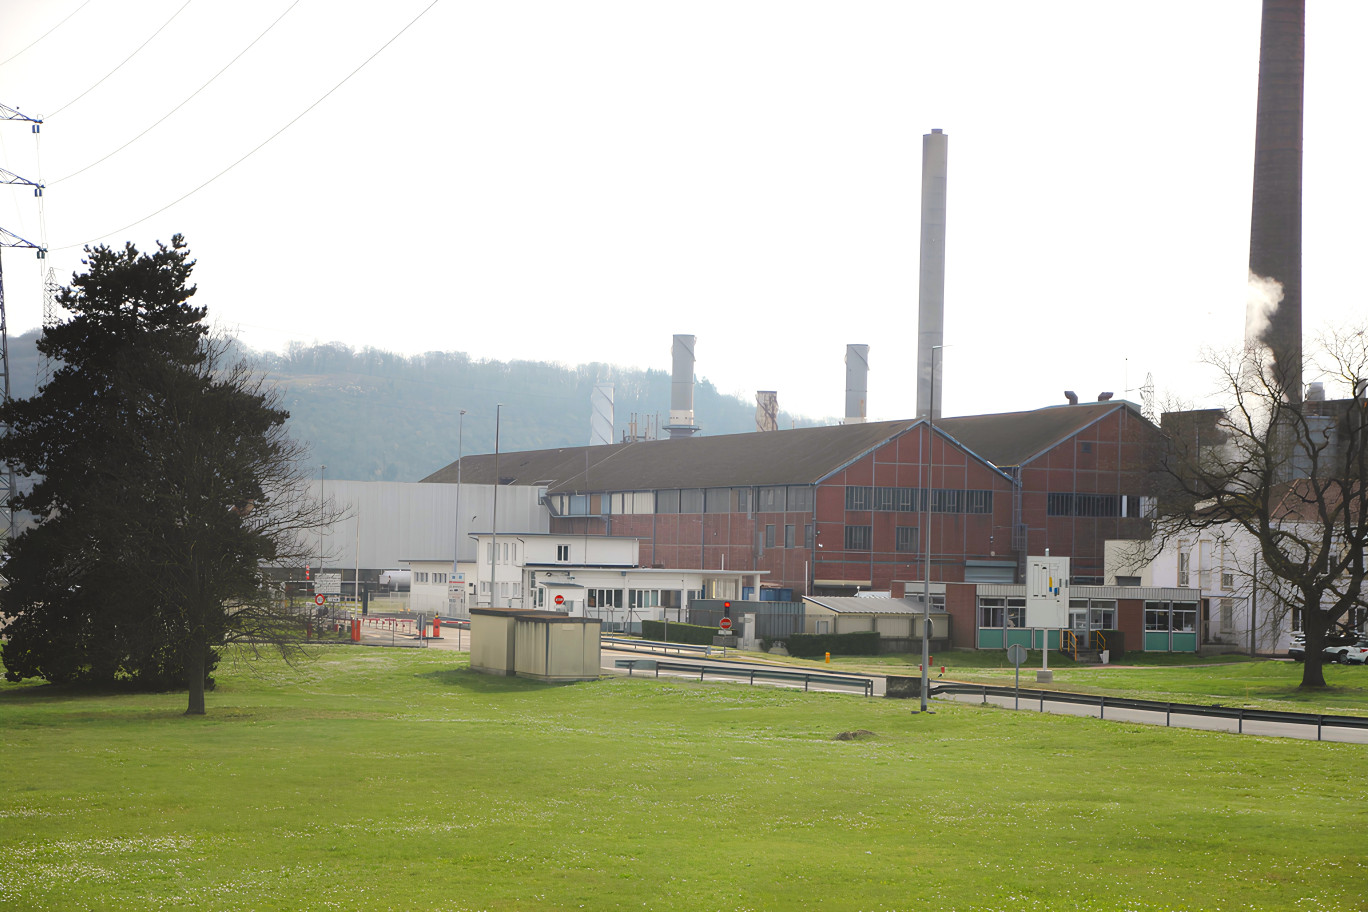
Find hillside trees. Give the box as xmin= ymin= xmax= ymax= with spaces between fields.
xmin=0 ymin=237 xmax=322 ymax=714
xmin=1152 ymin=327 xmax=1368 ymax=688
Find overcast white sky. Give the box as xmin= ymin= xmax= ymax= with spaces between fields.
xmin=2 ymin=1 xmax=1365 ymax=422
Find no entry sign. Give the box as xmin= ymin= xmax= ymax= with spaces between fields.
xmin=554 ymin=594 xmax=565 ymax=605
xmin=719 ymin=617 xmax=732 ymax=630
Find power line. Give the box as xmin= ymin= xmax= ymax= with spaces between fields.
xmin=53 ymin=0 xmax=303 ymax=185
xmin=0 ymin=0 xmax=97 ymax=69
xmin=54 ymin=0 xmax=443 ymax=252
xmin=48 ymin=0 xmax=196 ymax=118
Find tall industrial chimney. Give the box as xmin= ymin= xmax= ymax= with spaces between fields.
xmin=916 ymin=128 xmax=949 ymax=420
xmin=845 ymin=344 xmax=869 ymax=424
xmin=1245 ymin=0 xmax=1304 ymax=403
xmin=756 ymin=391 xmax=778 ymax=432
xmin=590 ymin=382 xmax=615 ymax=446
xmin=665 ymin=334 xmax=700 ymax=438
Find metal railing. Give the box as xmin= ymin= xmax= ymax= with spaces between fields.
xmin=614 ymin=658 xmax=874 ymax=697
xmin=929 ymin=682 xmax=1368 ymax=741
xmin=601 ymin=636 xmax=728 ymax=657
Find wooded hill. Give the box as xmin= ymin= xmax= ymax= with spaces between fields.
xmin=6 ymin=331 xmax=826 ymax=482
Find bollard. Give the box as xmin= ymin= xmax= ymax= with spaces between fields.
xmin=825 ymin=652 xmax=830 ymax=664
xmin=433 ymin=616 xmax=442 ymax=639
xmin=351 ymin=618 xmax=360 ymax=643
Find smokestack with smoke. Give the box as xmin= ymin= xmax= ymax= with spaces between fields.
xmin=1245 ymin=0 xmax=1304 ymax=403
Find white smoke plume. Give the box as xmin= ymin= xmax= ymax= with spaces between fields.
xmin=1245 ymin=271 xmax=1284 ymax=346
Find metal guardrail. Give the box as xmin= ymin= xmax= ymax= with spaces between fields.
xmin=602 ymin=636 xmax=728 ymax=657
xmin=615 ymin=658 xmax=874 ymax=697
xmin=930 ymin=682 xmax=1368 ymax=741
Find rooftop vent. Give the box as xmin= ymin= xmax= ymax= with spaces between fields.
xmin=1064 ymin=391 xmax=1078 ymax=405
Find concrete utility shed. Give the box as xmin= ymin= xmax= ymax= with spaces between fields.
xmin=469 ymin=608 xmax=602 ymax=682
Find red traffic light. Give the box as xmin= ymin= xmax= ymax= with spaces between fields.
xmin=723 ymin=601 xmax=731 ymax=609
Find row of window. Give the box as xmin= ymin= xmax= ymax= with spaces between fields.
xmin=414 ymin=571 xmax=449 ymax=585
xmin=841 ymin=526 xmax=922 ymax=552
xmin=1046 ymin=493 xmax=1152 ymax=518
xmin=552 ymin=486 xmax=817 ymax=517
xmin=762 ymin=523 xmax=814 ymax=551
xmin=844 ymin=486 xmax=994 ymax=514
xmin=536 ymin=588 xmax=701 ymax=610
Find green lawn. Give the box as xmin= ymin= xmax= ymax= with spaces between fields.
xmin=3 ymin=646 xmax=1367 ymax=911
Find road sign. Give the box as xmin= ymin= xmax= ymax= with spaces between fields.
xmin=314 ymin=594 xmax=326 ymax=606
xmin=719 ymin=617 xmax=733 ymax=630
xmin=554 ymin=594 xmax=565 ymax=606
xmin=1006 ymin=644 xmax=1027 ymax=666
xmin=316 ymin=573 xmax=342 ymax=595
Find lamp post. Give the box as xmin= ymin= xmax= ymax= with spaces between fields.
xmin=491 ymin=404 xmax=502 ymax=607
xmin=318 ymin=464 xmax=326 ymax=589
xmin=454 ymin=409 xmax=466 ymax=613
xmin=920 ymin=346 xmax=942 ymax=714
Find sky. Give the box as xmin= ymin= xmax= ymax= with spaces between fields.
xmin=2 ymin=1 xmax=1365 ymax=424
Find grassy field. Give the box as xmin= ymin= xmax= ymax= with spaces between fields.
xmin=3 ymin=647 xmax=1367 ymax=912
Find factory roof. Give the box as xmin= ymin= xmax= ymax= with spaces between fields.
xmin=420 ymin=401 xmax=1150 ymax=492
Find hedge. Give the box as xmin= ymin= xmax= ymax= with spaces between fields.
xmin=784 ymin=631 xmax=880 ymax=658
xmin=640 ymin=620 xmax=718 ymax=646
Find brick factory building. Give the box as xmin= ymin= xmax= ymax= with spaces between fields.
xmin=423 ymin=400 xmax=1160 ymax=597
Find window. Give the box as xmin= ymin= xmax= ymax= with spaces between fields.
xmin=784 ymin=524 xmax=795 ymax=549
xmin=629 ymin=589 xmax=660 ymax=610
xmin=845 ymin=486 xmax=873 ymax=511
xmin=895 ymin=526 xmax=919 ymax=553
xmin=1220 ymin=598 xmax=1234 ymax=631
xmin=1172 ymin=603 xmax=1197 ymax=632
xmin=1221 ymin=572 xmax=1234 ymax=590
xmin=765 ymin=524 xmax=775 ymax=548
xmin=978 ymin=597 xmax=1024 ymax=628
xmin=556 ymin=544 xmax=570 ymax=562
xmin=787 ymin=486 xmax=814 ymax=512
xmin=704 ymin=488 xmax=731 ymax=513
xmin=587 ymin=588 xmax=623 ymax=610
xmin=736 ymin=488 xmax=751 ymax=513
xmin=566 ymin=494 xmax=589 ymax=516
xmin=1178 ymin=552 xmax=1190 ymax=588
xmin=1115 ymin=575 xmax=1141 ymax=587
xmin=1145 ymin=602 xmax=1170 ymax=631
xmin=1047 ymin=493 xmax=1136 ymax=517
xmin=656 ymin=489 xmax=680 ymax=514
xmin=415 ymin=572 xmax=428 ymax=584
xmin=1089 ymin=601 xmax=1116 ymax=629
xmin=804 ymin=524 xmax=813 ymax=549
xmin=759 ymin=486 xmax=786 ymax=512
xmin=434 ymin=572 xmax=446 ymax=584
xmin=679 ymin=488 xmax=704 ymax=513
xmin=844 ymin=526 xmax=872 ymax=550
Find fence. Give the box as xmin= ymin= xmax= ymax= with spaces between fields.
xmin=687 ymin=599 xmax=805 ymax=641
xmin=930 ymin=682 xmax=1368 ymax=742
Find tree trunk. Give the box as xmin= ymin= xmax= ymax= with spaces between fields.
xmin=184 ymin=640 xmax=206 ymax=715
xmin=1299 ymin=650 xmax=1326 ymax=688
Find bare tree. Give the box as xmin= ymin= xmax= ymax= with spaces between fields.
xmin=1151 ymin=326 xmax=1368 ymax=688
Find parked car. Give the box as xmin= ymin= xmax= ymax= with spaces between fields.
xmin=1324 ymin=641 xmax=1368 ymax=665
xmin=1290 ymin=632 xmax=1368 ymax=663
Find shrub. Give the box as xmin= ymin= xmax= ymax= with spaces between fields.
xmin=784 ymin=631 xmax=880 ymax=658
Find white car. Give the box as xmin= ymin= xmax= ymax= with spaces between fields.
xmin=1324 ymin=641 xmax=1368 ymax=665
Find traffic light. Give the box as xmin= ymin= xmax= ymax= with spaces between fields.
xmin=304 ymin=566 xmax=311 ymax=581
xmin=723 ymin=601 xmax=731 ymax=612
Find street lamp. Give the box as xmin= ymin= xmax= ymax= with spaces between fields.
xmin=454 ymin=409 xmax=466 ymax=614
xmin=318 ymin=464 xmax=326 ymax=587
xmin=920 ymin=346 xmax=943 ymax=714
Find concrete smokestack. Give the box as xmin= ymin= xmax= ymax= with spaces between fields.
xmin=845 ymin=344 xmax=869 ymax=424
xmin=756 ymin=391 xmax=778 ymax=433
xmin=590 ymin=382 xmax=615 ymax=446
xmin=1245 ymin=0 xmax=1304 ymax=403
xmin=666 ymin=334 xmax=700 ymax=439
xmin=917 ymin=128 xmax=948 ymax=420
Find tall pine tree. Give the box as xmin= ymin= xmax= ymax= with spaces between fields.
xmin=1 ymin=237 xmax=321 ymax=714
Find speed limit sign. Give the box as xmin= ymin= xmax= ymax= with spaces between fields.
xmin=315 ymin=594 xmax=326 ymax=606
